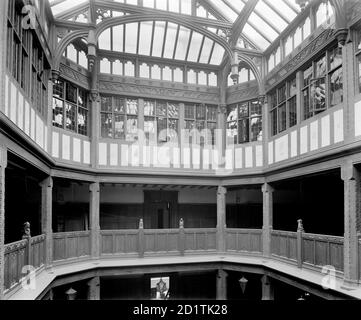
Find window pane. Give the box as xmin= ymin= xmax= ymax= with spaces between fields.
xmin=289 ymin=96 xmax=297 ymax=128
xmin=196 ymin=104 xmax=206 ymax=120
xmin=302 ymin=88 xmax=311 ymax=120
xmin=125 ymin=23 xmax=138 ymax=54
xmin=157 ymin=117 xmax=167 ymax=142
xmin=65 ymin=102 xmax=76 ymax=131
xmin=238 ymin=119 xmax=249 ymax=143
xmin=227 ymin=105 xmax=237 ymax=122
xmin=168 ymin=119 xmax=179 ymax=141
xmin=289 ymin=78 xmax=297 ymax=97
xmin=316 ymin=55 xmax=326 ymax=76
xmin=144 ymin=100 xmax=155 ymax=116
xmin=207 ymin=106 xmax=217 ymax=121
xmin=329 ymin=46 xmax=342 ymax=70
xmin=52 ymin=98 xmax=63 ymax=128
xmin=303 ymin=65 xmax=313 ymax=87
xmin=311 ymin=78 xmax=326 ymax=111
xmin=144 ymin=117 xmax=156 ymax=138
xmin=185 ymin=104 xmax=195 ymax=119
xmin=101 ymin=113 xmax=113 ymax=138
xmin=358 ymin=54 xmax=361 ymax=93
xmin=157 ymin=102 xmax=167 ymax=117
xmin=174 ymin=27 xmax=191 ymax=61
xmin=126 ymin=99 xmax=138 ymax=114
xmin=66 ymin=82 xmax=77 ymax=103
xmin=101 ymin=96 xmax=112 ymax=112
xmin=168 ymin=103 xmax=179 ymax=118
xmin=250 ymin=117 xmax=262 ymax=142
xmin=163 ymin=23 xmax=178 ymax=59
xmin=330 ymin=67 xmax=343 ymax=106
xmin=270 ymin=109 xmax=277 ymax=136
xmin=53 ymin=80 xmax=64 ymax=98
xmin=126 ymin=116 xmax=138 ymax=141
xmin=238 ymin=103 xmax=249 ymax=118
xmin=278 ymin=103 xmax=287 ymax=133
xmin=114 ymin=114 xmax=125 ymax=139
xmin=250 ymin=101 xmax=261 ymax=116
xmin=278 ymin=84 xmax=286 ymax=103
xmin=227 ymin=121 xmax=237 ymax=144
xmin=138 ymin=22 xmax=153 ymax=56
xmin=77 ymin=107 xmax=88 ymax=135
xmin=114 ymin=97 xmax=125 ymax=113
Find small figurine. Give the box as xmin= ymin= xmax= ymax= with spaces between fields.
xmin=179 ymin=218 xmax=184 ymax=228
xmin=22 ymin=222 xmax=31 ymax=239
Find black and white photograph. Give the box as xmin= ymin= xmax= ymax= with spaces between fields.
xmin=0 ymin=0 xmax=360 ymax=313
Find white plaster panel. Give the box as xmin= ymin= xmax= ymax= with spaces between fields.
xmin=212 ymin=149 xmax=219 ymax=170
xmin=255 ymin=145 xmax=263 ymax=167
xmin=30 ymin=108 xmax=35 ymax=140
xmin=192 ymin=147 xmax=201 ymax=169
xmin=36 ymin=115 xmax=42 ymax=147
xmin=202 ymin=148 xmax=210 ymax=169
xmin=333 ymin=109 xmax=344 ymax=143
xmin=275 ymin=135 xmax=288 ymax=162
xmin=10 ymin=82 xmax=17 ymax=123
xmin=245 ymin=146 xmax=253 ymax=168
xmin=52 ymin=131 xmax=59 ymax=158
xmin=235 ymin=147 xmax=243 ymax=169
xmin=121 ymin=144 xmax=129 ymax=166
xmin=173 ymin=147 xmax=180 ymax=168
xmin=300 ymin=126 xmax=308 ymax=154
xmin=157 ymin=146 xmax=170 ymax=168
xmin=268 ymin=141 xmax=274 ymax=165
xmin=309 ymin=120 xmax=318 ymax=151
xmin=321 ymin=115 xmax=330 ymax=147
xmin=290 ymin=131 xmax=297 ymax=158
xmin=18 ymin=94 xmax=24 ymax=130
xmin=225 ymin=148 xmax=233 ymax=170
xmin=24 ymin=102 xmax=30 ymax=135
xmin=62 ymin=135 xmax=70 ymax=160
xmin=73 ymin=138 xmax=81 ymax=162
xmin=83 ymin=141 xmax=90 ymax=164
xmin=183 ymin=147 xmax=191 ymax=169
xmin=5 ymin=75 xmax=9 ymax=116
xmin=98 ymin=143 xmax=107 ymax=166
xmin=110 ymin=143 xmax=118 ymax=166
xmin=130 ymin=145 xmax=140 ymax=167
xmin=355 ymin=101 xmax=361 ymax=137
xmin=142 ymin=146 xmax=151 ymax=167
xmin=44 ymin=125 xmax=48 ymax=152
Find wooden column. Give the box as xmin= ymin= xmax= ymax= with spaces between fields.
xmin=262 ymin=183 xmax=274 ymax=257
xmin=261 ymin=275 xmax=274 ymax=300
xmin=0 ymin=145 xmax=7 ymax=300
xmin=40 ymin=176 xmax=53 ymax=268
xmin=216 ymin=269 xmax=228 ymax=300
xmin=261 ymin=95 xmax=269 ymax=167
xmin=89 ymin=182 xmax=100 ymax=259
xmin=87 ymin=276 xmax=100 ymax=300
xmin=341 ymin=161 xmax=359 ymax=286
xmin=217 ymin=186 xmax=227 ymax=252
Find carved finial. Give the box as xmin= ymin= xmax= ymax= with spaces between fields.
xmin=22 ymin=222 xmax=31 ymax=239
xmin=179 ymin=218 xmax=184 ymax=228
xmin=335 ymin=28 xmax=349 ymax=46
xmin=297 ymin=219 xmax=304 ymax=232
xmin=139 ymin=219 xmax=144 ymax=229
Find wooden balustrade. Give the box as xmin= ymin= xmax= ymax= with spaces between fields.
xmin=53 ymin=231 xmax=91 ymax=261
xmin=359 ymin=239 xmax=361 ymax=281
xmin=302 ymin=233 xmax=344 ymax=272
xmin=184 ymin=228 xmax=217 ymax=252
xmin=144 ymin=229 xmax=180 ymax=254
xmin=271 ymin=230 xmax=298 ymax=261
xmin=30 ymin=235 xmax=46 ymax=269
xmin=226 ymin=229 xmax=263 ymax=253
xmin=4 ymin=239 xmax=28 ymax=290
xmin=100 ymin=230 xmax=138 ymax=256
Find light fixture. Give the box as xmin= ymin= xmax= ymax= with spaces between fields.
xmin=65 ymin=288 xmax=77 ymax=300
xmin=239 ymin=276 xmax=248 ymax=294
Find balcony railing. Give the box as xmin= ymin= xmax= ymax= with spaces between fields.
xmin=2 ymin=226 xmax=354 ymax=296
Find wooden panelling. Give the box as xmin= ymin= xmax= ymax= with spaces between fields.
xmin=4 ymin=240 xmax=27 ymax=290
xmin=271 ymin=230 xmax=297 ymax=261
xmin=30 ymin=235 xmax=45 ymax=269
xmin=226 ymin=229 xmax=262 ymax=253
xmin=100 ymin=230 xmax=138 ymax=255
xmin=53 ymin=231 xmax=90 ymax=261
xmin=144 ymin=229 xmax=179 ymax=254
xmin=302 ymin=233 xmax=343 ymax=272
xmin=184 ymin=228 xmax=217 ymax=252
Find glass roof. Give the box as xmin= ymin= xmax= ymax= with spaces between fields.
xmin=49 ymin=0 xmax=304 ymax=52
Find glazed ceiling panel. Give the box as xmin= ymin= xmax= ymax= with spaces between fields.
xmin=50 ymin=0 xmax=306 ymax=53
xmin=98 ymin=22 xmax=225 ymax=65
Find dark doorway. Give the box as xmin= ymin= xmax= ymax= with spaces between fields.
xmin=144 ymin=191 xmax=178 ymax=229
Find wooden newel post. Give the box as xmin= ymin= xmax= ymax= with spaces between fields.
xmin=297 ymin=219 xmax=304 ymax=268
xmin=138 ymin=219 xmax=144 ymax=258
xmin=22 ymin=222 xmax=32 ymax=268
xmin=179 ymin=218 xmax=185 ymax=256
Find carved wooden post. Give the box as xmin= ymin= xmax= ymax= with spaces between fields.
xmin=40 ymin=177 xmax=53 ymax=268
xmin=0 ymin=145 xmax=7 ymax=300
xmin=261 ymin=275 xmax=274 ymax=300
xmin=138 ymin=219 xmax=144 ymax=258
xmin=87 ymin=276 xmax=100 ymax=300
xmin=89 ymin=182 xmax=100 ymax=259
xmin=341 ymin=161 xmax=359 ymax=286
xmin=297 ymin=219 xmax=304 ymax=268
xmin=216 ymin=269 xmax=228 ymax=300
xmin=217 ymin=186 xmax=227 ymax=252
xmin=179 ymin=218 xmax=185 ymax=256
xmin=262 ymin=183 xmax=274 ymax=258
